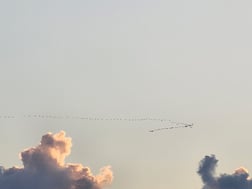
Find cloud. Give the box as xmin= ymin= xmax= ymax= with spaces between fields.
xmin=198 ymin=155 xmax=252 ymax=189
xmin=0 ymin=131 xmax=113 ymax=189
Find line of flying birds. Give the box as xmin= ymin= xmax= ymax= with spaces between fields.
xmin=148 ymin=123 xmax=193 ymax=132
xmin=0 ymin=114 xmax=193 ymax=132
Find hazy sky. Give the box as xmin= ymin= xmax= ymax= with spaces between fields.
xmin=1 ymin=1 xmax=252 ymax=189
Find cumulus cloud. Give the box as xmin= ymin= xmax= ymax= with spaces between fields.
xmin=198 ymin=155 xmax=252 ymax=189
xmin=0 ymin=131 xmax=113 ymax=189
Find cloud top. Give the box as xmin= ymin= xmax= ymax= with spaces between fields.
xmin=0 ymin=131 xmax=113 ymax=189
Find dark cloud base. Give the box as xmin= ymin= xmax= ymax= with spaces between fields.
xmin=198 ymin=155 xmax=251 ymax=189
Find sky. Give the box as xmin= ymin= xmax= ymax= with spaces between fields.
xmin=0 ymin=0 xmax=252 ymax=189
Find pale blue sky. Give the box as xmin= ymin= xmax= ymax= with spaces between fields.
xmin=1 ymin=1 xmax=252 ymax=189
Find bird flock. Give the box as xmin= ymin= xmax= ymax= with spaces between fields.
xmin=148 ymin=123 xmax=193 ymax=132
xmin=0 ymin=114 xmax=193 ymax=132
